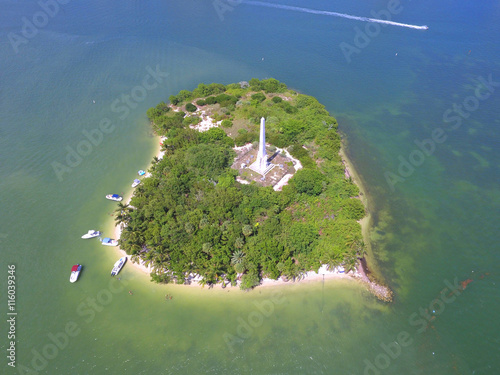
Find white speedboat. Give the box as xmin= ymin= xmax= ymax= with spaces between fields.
xmin=101 ymin=237 xmax=118 ymax=247
xmin=70 ymin=264 xmax=82 ymax=283
xmin=111 ymin=257 xmax=127 ymax=276
xmin=106 ymin=194 xmax=123 ymax=202
xmin=132 ymin=179 xmax=141 ymax=188
xmin=81 ymin=230 xmax=101 ymax=239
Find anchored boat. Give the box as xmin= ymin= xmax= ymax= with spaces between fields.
xmin=111 ymin=257 xmax=127 ymax=276
xmin=106 ymin=194 xmax=123 ymax=202
xmin=70 ymin=264 xmax=82 ymax=283
xmin=81 ymin=230 xmax=101 ymax=239
xmin=101 ymin=237 xmax=118 ymax=247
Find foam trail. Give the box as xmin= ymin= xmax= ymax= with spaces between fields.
xmin=242 ymin=1 xmax=428 ymax=30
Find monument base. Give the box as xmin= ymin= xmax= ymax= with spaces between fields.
xmin=249 ymin=161 xmax=276 ymax=176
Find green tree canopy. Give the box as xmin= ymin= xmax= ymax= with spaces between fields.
xmin=289 ymin=169 xmax=326 ymax=196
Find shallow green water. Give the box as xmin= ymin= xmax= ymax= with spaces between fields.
xmin=0 ymin=1 xmax=499 ymax=374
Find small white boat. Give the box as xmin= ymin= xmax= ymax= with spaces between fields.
xmin=81 ymin=230 xmax=101 ymax=239
xmin=132 ymin=179 xmax=141 ymax=188
xmin=70 ymin=264 xmax=82 ymax=283
xmin=101 ymin=237 xmax=118 ymax=247
xmin=138 ymin=170 xmax=146 ymax=176
xmin=111 ymin=257 xmax=127 ymax=276
xmin=338 ymin=266 xmax=345 ymax=273
xmin=106 ymin=194 xmax=123 ymax=202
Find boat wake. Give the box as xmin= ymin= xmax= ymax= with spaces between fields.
xmin=241 ymin=1 xmax=428 ymax=30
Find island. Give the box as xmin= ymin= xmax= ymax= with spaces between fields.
xmin=115 ymin=78 xmax=392 ymax=301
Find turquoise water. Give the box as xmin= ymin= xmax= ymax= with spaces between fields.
xmin=1 ymin=0 xmax=499 ymax=374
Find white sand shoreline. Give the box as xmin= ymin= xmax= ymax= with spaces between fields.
xmin=111 ymin=136 xmax=164 ymax=275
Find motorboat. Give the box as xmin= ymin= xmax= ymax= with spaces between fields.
xmin=111 ymin=257 xmax=127 ymax=276
xmin=81 ymin=230 xmax=101 ymax=239
xmin=70 ymin=264 xmax=82 ymax=283
xmin=106 ymin=194 xmax=123 ymax=202
xmin=101 ymin=237 xmax=118 ymax=247
xmin=138 ymin=170 xmax=146 ymax=176
xmin=132 ymin=179 xmax=141 ymax=188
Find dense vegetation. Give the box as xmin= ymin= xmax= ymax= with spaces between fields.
xmin=119 ymin=78 xmax=366 ymax=289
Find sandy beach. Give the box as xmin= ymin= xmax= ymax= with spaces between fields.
xmin=111 ymin=136 xmax=164 ymax=275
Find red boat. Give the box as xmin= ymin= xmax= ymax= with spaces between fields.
xmin=70 ymin=264 xmax=82 ymax=283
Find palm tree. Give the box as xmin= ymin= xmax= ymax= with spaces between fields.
xmin=242 ymin=225 xmax=253 ymax=237
xmin=114 ymin=203 xmax=131 ymax=226
xmin=199 ymin=217 xmax=209 ymax=229
xmin=343 ymin=256 xmax=358 ymax=273
xmin=202 ymin=243 xmax=212 ymax=254
xmin=325 ymin=257 xmax=341 ymax=272
xmin=231 ymin=250 xmax=245 ymax=265
xmin=116 ymin=202 xmax=129 ymax=211
xmin=353 ymin=240 xmax=366 ymax=257
xmin=234 ymin=262 xmax=246 ymax=274
xmin=234 ymin=237 xmax=244 ymax=249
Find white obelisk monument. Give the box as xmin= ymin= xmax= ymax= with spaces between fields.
xmin=257 ymin=117 xmax=267 ymax=171
xmin=250 ymin=117 xmax=274 ymax=176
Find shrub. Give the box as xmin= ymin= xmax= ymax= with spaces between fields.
xmin=287 ymin=223 xmax=318 ymax=255
xmin=267 ymin=133 xmax=289 ymax=149
xmin=235 ymin=131 xmax=258 ymax=146
xmin=196 ymin=99 xmax=206 ymax=106
xmin=207 ymin=83 xmax=227 ymax=95
xmin=262 ymin=78 xmax=287 ymax=93
xmin=146 ymin=102 xmax=170 ymax=121
xmin=205 ymin=96 xmax=216 ymax=105
xmin=272 ymin=96 xmax=283 ymax=103
xmin=213 ymin=113 xmax=224 ymax=122
xmin=199 ymin=127 xmax=229 ymax=144
xmin=281 ymin=119 xmax=305 ymax=142
xmin=185 ymin=103 xmax=197 ymax=112
xmin=280 ymin=101 xmax=298 ymax=114
xmin=249 ymin=78 xmax=263 ymax=90
xmin=215 ymin=94 xmax=238 ymax=107
xmin=183 ymin=116 xmax=200 ymax=126
xmin=240 ymin=272 xmax=260 ymax=290
xmin=221 ymin=119 xmax=233 ymax=128
xmin=192 ymin=83 xmax=226 ymax=97
xmin=340 ymin=199 xmax=366 ymax=220
xmin=169 ymin=95 xmax=180 ymax=105
xmin=177 ymin=90 xmax=193 ymax=102
xmin=251 ymin=92 xmax=266 ymax=103
xmin=289 ymin=169 xmax=326 ymax=196
xmin=290 ymin=144 xmax=315 ymax=168
xmin=225 ymin=88 xmax=246 ymax=98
